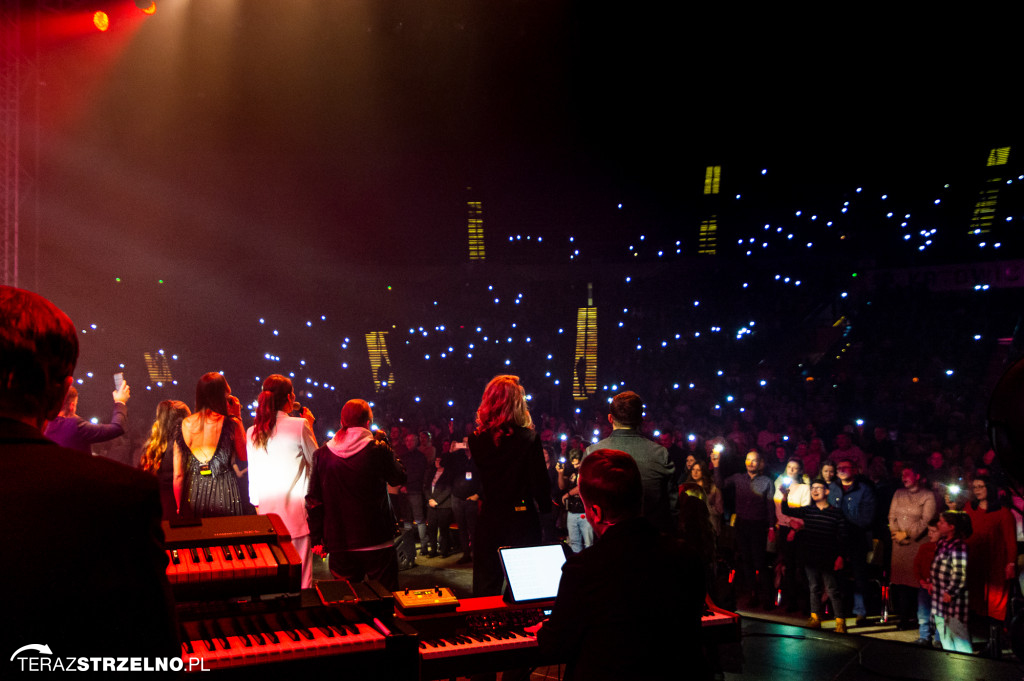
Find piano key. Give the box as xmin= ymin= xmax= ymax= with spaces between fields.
xmin=419 ymin=628 xmax=537 ymax=659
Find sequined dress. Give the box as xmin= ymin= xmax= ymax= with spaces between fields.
xmin=176 ymin=418 xmax=243 ymax=518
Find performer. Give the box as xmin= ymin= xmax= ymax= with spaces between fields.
xmin=530 ymin=449 xmax=709 ymax=680
xmin=306 ymin=399 xmax=406 ymax=590
xmin=140 ymin=399 xmax=192 ymax=521
xmin=174 ymin=372 xmax=246 ymax=518
xmin=467 ymin=375 xmax=551 ymax=596
xmin=247 ymin=375 xmax=318 ymax=588
xmin=1 ymin=286 xmax=177 ymax=660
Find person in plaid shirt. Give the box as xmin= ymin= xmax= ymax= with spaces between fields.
xmin=929 ymin=510 xmax=973 ymax=653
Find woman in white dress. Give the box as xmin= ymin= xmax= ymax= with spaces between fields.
xmin=246 ymin=375 xmax=318 ymax=588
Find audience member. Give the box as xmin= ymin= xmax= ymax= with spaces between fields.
xmin=713 ymin=448 xmax=775 ymax=606
xmin=781 ymin=479 xmax=847 ymax=632
xmin=929 ymin=510 xmax=973 ymax=653
xmin=448 ymin=437 xmax=480 ymax=564
xmin=966 ymin=474 xmax=1017 ymax=658
xmin=913 ymin=519 xmax=940 ymax=646
xmin=424 ymin=452 xmax=455 ymax=557
xmin=774 ymin=458 xmax=811 ymax=611
xmin=887 ymin=462 xmax=937 ymax=631
xmin=688 ymin=459 xmax=724 ymax=535
xmin=44 ymin=382 xmax=130 ymax=456
xmin=558 ymin=452 xmax=593 ymax=553
xmin=828 ymin=456 xmax=877 ymax=625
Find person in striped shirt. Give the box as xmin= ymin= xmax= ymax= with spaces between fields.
xmin=781 ymin=478 xmax=848 ymax=632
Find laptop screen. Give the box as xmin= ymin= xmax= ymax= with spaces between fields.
xmin=498 ymin=544 xmax=567 ymax=603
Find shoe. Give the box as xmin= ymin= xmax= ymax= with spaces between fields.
xmin=834 ymin=618 xmax=847 ymax=634
xmin=981 ymin=622 xmax=1003 ymax=659
xmin=913 ymin=638 xmax=932 ymax=646
xmin=855 ymin=615 xmax=867 ymax=627
xmin=428 ymin=550 xmax=439 ymax=558
xmin=456 ymin=553 xmax=472 ymax=565
xmin=398 ymin=557 xmax=417 ymax=571
xmin=805 ymin=613 xmax=821 ymax=630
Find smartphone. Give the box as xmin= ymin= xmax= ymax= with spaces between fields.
xmin=114 ymin=372 xmax=125 ymax=391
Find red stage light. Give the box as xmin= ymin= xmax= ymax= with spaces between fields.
xmin=93 ymin=11 xmax=110 ymax=31
xmin=137 ymin=1 xmax=156 ymax=14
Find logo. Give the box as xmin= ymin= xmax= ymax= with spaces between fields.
xmin=10 ymin=644 xmax=209 ymax=672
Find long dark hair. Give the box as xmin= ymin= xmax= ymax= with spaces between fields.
xmin=250 ymin=374 xmax=292 ymax=450
xmin=970 ymin=474 xmax=1004 ymax=512
xmin=195 ymin=372 xmax=230 ymax=415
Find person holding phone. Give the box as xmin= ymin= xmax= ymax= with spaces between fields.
xmin=44 ymin=373 xmax=131 ymax=456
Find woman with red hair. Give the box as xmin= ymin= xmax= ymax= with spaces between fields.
xmin=468 ymin=375 xmax=551 ymax=596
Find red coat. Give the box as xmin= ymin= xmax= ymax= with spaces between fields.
xmin=965 ymin=504 xmax=1016 ymax=620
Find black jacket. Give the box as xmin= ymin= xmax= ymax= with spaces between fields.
xmin=306 ymin=428 xmax=406 ymax=551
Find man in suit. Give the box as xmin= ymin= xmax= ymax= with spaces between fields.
xmin=0 ymin=286 xmax=177 ymax=665
xmin=585 ymin=391 xmax=677 ymax=534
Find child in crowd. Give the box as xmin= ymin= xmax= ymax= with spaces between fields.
xmin=913 ymin=518 xmax=940 ymax=647
xmin=928 ymin=510 xmax=973 ymax=653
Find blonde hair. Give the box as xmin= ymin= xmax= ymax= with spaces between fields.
xmin=140 ymin=400 xmax=191 ymax=473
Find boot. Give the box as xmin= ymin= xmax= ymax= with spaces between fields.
xmin=835 ymin=618 xmax=847 ymax=634
xmin=805 ymin=613 xmax=821 ymax=629
xmin=981 ymin=622 xmax=1002 ymax=659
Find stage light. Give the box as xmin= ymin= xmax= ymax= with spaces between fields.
xmin=135 ymin=0 xmax=157 ymax=13
xmin=93 ymin=11 xmax=110 ymax=31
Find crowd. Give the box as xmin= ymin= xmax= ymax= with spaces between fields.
xmin=676 ymin=419 xmax=1020 ymax=658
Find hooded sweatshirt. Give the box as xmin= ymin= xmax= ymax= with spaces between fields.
xmin=305 ymin=427 xmax=406 ymax=552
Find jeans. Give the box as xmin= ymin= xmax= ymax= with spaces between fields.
xmin=917 ymin=587 xmax=936 ymax=641
xmin=806 ymin=564 xmax=844 ymax=618
xmin=842 ymin=547 xmax=869 ymax=618
xmin=567 ymin=511 xmax=594 ymax=553
xmin=935 ymin=614 xmax=972 ymax=653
